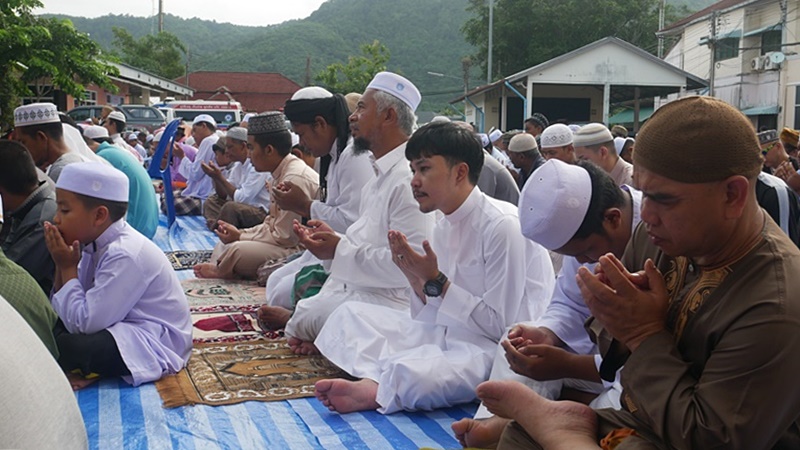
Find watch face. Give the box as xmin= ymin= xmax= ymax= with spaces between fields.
xmin=423 ymin=281 xmax=442 ymax=297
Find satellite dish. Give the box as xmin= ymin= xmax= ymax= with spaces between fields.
xmin=770 ymin=52 xmax=786 ymax=64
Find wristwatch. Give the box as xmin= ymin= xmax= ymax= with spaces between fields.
xmin=423 ymin=271 xmax=448 ymax=297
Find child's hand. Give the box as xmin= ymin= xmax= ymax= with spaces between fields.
xmin=44 ymin=222 xmax=81 ymax=268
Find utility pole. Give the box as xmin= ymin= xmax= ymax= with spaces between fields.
xmin=305 ymin=56 xmax=311 ymax=86
xmin=463 ymin=57 xmax=472 ymax=119
xmin=487 ymin=0 xmax=494 ymax=84
xmin=158 ymin=0 xmax=164 ymax=33
xmin=709 ymin=10 xmax=718 ymax=97
xmin=657 ymin=0 xmax=666 ymax=58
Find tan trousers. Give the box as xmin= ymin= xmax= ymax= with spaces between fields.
xmin=211 ymin=240 xmax=299 ymax=280
xmin=203 ymin=195 xmax=267 ymax=230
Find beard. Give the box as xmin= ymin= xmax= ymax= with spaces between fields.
xmin=353 ymin=136 xmax=371 ymax=155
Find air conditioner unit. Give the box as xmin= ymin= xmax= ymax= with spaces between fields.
xmin=751 ymin=56 xmax=766 ymax=71
xmin=764 ymin=51 xmax=786 ymax=70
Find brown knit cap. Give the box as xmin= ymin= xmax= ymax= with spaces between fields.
xmin=633 ymin=96 xmax=762 ymax=183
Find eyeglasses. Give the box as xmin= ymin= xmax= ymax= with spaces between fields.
xmin=762 ymin=142 xmax=777 ymax=156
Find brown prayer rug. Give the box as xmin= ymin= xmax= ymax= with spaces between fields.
xmin=182 ymin=278 xmax=265 ymax=308
xmin=155 ymin=339 xmax=349 ymax=408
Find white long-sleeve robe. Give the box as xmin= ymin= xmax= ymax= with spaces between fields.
xmin=283 ymin=143 xmax=434 ymax=342
xmin=316 ymin=187 xmax=555 ymax=413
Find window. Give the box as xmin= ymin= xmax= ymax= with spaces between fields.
xmin=794 ymin=87 xmax=800 ymax=129
xmin=714 ymin=37 xmax=739 ymax=62
xmin=762 ymin=30 xmax=782 ymax=55
xmin=79 ymin=90 xmax=97 ymax=106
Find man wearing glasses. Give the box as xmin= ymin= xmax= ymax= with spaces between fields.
xmin=756 ymin=129 xmax=800 ymax=247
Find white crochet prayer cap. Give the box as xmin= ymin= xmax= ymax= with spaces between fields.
xmin=83 ymin=125 xmax=109 ymax=139
xmin=242 ymin=113 xmax=256 ymax=123
xmin=291 ymin=86 xmax=333 ymax=100
xmin=540 ymin=124 xmax=574 ymax=149
xmin=507 ymin=133 xmax=538 ymax=153
xmin=107 ymin=111 xmax=126 ymax=123
xmin=226 ymin=126 xmax=248 ymax=142
xmin=366 ymin=71 xmax=421 ymax=111
xmin=489 ymin=129 xmax=503 ymax=143
xmin=193 ymin=114 xmax=216 ymax=127
xmin=518 ymin=159 xmax=592 ymax=250
xmin=126 ymin=132 xmax=138 ymax=141
xmin=14 ymin=103 xmax=60 ymax=127
xmin=478 ymin=133 xmax=490 ymax=148
xmin=56 ymin=162 xmax=129 ymax=202
xmin=573 ymin=123 xmax=614 ymax=148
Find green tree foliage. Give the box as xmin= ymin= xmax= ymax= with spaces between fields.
xmin=462 ymin=0 xmax=692 ymax=80
xmin=0 ymin=0 xmax=116 ymax=129
xmin=111 ymin=28 xmax=187 ymax=79
xmin=315 ymin=40 xmax=390 ymax=94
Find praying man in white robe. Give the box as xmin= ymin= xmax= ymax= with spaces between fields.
xmin=313 ymin=121 xmax=555 ymax=414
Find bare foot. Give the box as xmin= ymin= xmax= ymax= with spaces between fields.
xmin=193 ymin=263 xmax=220 ymax=279
xmin=315 ymin=378 xmax=380 ymax=413
xmin=66 ymin=372 xmax=100 ymax=391
xmin=451 ymin=416 xmax=509 ymax=449
xmin=257 ymin=305 xmax=292 ymax=330
xmin=477 ymin=380 xmax=599 ymax=450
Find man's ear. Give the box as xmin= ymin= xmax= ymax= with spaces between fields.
xmin=313 ymin=115 xmax=327 ymax=130
xmin=603 ymin=207 xmax=623 ymax=231
xmin=455 ymin=161 xmax=470 ymax=183
xmin=723 ymin=175 xmax=750 ymax=219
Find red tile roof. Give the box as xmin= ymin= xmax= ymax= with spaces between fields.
xmin=659 ymin=0 xmax=749 ymax=34
xmin=174 ymin=71 xmax=302 ymax=113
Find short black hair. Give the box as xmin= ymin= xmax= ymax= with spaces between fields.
xmin=0 ymin=139 xmax=39 ymax=194
xmin=73 ymin=192 xmax=128 ymax=223
xmin=405 ymin=122 xmax=484 ymax=185
xmin=252 ymin=130 xmax=292 ymax=157
xmin=571 ymin=160 xmax=626 ymax=239
xmin=16 ymin=121 xmax=63 ymax=141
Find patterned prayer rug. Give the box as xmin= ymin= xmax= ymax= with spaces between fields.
xmin=191 ymin=304 xmax=280 ymax=344
xmin=155 ymin=339 xmax=349 ymax=408
xmin=182 ymin=278 xmax=265 ymax=308
xmin=165 ymin=250 xmax=213 ymax=270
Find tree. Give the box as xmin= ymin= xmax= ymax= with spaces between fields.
xmin=462 ymin=0 xmax=691 ymax=81
xmin=315 ymin=40 xmax=390 ymax=94
xmin=111 ymin=28 xmax=188 ymax=80
xmin=0 ymin=0 xmax=117 ymax=130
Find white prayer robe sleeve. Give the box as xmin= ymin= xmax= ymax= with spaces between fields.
xmin=329 ymin=181 xmax=430 ymax=290
xmin=233 ymin=167 xmax=271 ymax=208
xmin=410 ymin=215 xmax=539 ymax=342
xmin=534 ymin=257 xmax=596 ymax=354
xmin=51 ymin=253 xmax=148 ymax=334
xmin=178 ymin=138 xmax=214 ymax=182
xmin=309 ymin=148 xmax=374 ymax=233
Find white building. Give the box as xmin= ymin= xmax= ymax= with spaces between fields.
xmin=658 ymin=0 xmax=799 ymax=129
xmin=451 ymin=37 xmax=704 ymax=133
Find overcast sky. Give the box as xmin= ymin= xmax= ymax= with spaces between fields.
xmin=36 ymin=0 xmax=329 ymax=27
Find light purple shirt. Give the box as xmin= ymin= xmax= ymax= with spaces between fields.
xmin=51 ymin=220 xmax=192 ymax=386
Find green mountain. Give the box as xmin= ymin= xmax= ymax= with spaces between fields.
xmin=49 ymin=0 xmax=476 ymax=112
xmin=47 ymin=0 xmax=715 ymax=112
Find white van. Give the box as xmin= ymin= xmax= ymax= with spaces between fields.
xmin=162 ymin=100 xmax=243 ymax=129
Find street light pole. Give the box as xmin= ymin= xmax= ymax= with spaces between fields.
xmin=487 ymin=0 xmax=494 ymax=84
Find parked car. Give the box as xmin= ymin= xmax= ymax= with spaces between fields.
xmin=67 ymin=104 xmax=166 ymax=132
